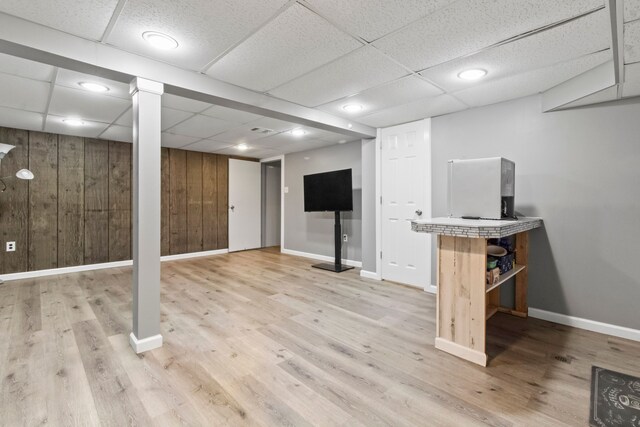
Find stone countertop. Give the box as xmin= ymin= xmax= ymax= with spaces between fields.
xmin=411 ymin=217 xmax=543 ymax=238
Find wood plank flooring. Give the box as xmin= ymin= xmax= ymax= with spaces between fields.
xmin=1 ymin=247 xmax=639 ymax=426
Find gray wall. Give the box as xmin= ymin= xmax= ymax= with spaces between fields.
xmin=361 ymin=139 xmax=377 ymax=272
xmin=284 ymin=141 xmax=362 ymax=262
xmin=431 ymin=95 xmax=640 ymax=330
xmin=261 ymin=162 xmax=281 ymax=247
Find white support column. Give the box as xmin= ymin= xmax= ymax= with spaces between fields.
xmin=129 ymin=77 xmax=163 ymax=354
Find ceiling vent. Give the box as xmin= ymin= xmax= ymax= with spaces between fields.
xmin=250 ymin=127 xmax=274 ymax=134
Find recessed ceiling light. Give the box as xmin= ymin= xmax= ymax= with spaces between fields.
xmin=236 ymin=143 xmax=249 ymax=151
xmin=78 ymin=81 xmax=109 ymax=93
xmin=338 ymin=140 xmax=347 ymax=144
xmin=457 ymin=68 xmax=487 ymax=81
xmin=342 ymin=104 xmax=363 ymax=113
xmin=142 ymin=31 xmax=179 ymax=50
xmin=63 ymin=118 xmax=85 ymax=126
xmin=291 ymin=128 xmax=307 ymax=137
xmin=347 ymin=123 xmax=353 ymax=129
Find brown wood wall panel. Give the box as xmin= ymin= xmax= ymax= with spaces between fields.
xmin=160 ymin=148 xmax=170 ymax=256
xmin=84 ymin=139 xmax=109 ymax=264
xmin=108 ymin=141 xmax=132 ymax=261
xmin=169 ymin=149 xmax=187 ymax=255
xmin=0 ymin=127 xmax=29 ymax=274
xmin=57 ymin=135 xmax=85 ymax=267
xmin=28 ymin=132 xmax=58 ymax=271
xmin=202 ymin=153 xmax=218 ymax=250
xmin=186 ymin=151 xmax=203 ymax=253
xmin=216 ymin=155 xmax=229 ymax=249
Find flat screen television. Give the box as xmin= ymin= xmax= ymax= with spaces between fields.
xmin=304 ymin=168 xmax=353 ymax=212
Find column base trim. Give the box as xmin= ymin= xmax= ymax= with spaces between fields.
xmin=129 ymin=332 xmax=163 ymax=354
xmin=435 ymin=337 xmax=487 ymax=366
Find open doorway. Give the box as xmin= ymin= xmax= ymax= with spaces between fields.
xmin=261 ymin=159 xmax=282 ymax=249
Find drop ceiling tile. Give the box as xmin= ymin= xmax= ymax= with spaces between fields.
xmin=205 ymin=126 xmax=276 ymax=144
xmin=55 ymin=69 xmax=130 ymax=99
xmin=0 ymin=73 xmax=50 ymax=113
xmin=254 ymin=130 xmax=318 ymax=149
xmin=206 ymin=3 xmax=362 ymax=92
xmin=162 ymin=93 xmax=211 ymax=113
xmin=0 ymin=0 xmax=119 ymax=40
xmin=625 ymin=0 xmax=640 ymax=23
xmin=357 ymin=94 xmax=467 ymax=127
xmin=180 ymin=139 xmax=234 ymax=153
xmin=318 ymin=75 xmax=443 ymax=118
xmin=165 ymin=114 xmax=235 ymax=139
xmin=48 ymin=85 xmax=131 ymax=124
xmin=420 ymin=10 xmax=610 ymax=92
xmin=245 ymin=117 xmax=299 ymax=133
xmin=269 ymin=46 xmax=409 ymax=107
xmin=161 ymin=133 xmax=200 ymax=149
xmin=623 ymin=62 xmax=640 ymax=97
xmin=114 ymin=107 xmax=192 ymax=129
xmin=0 ymin=53 xmax=54 ymax=81
xmin=304 ymin=0 xmax=454 ymax=42
xmin=100 ymin=125 xmax=133 ymax=143
xmin=45 ymin=115 xmax=108 ymax=138
xmin=452 ymin=51 xmax=612 ymax=107
xmin=201 ymin=106 xmax=263 ymax=123
xmin=0 ymin=106 xmax=43 ymax=132
xmin=107 ymin=0 xmax=289 ymax=71
xmin=625 ymin=20 xmax=640 ymax=64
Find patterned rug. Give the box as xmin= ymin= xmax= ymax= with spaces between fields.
xmin=590 ymin=366 xmax=640 ymax=426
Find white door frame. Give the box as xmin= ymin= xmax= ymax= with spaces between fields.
xmin=260 ymin=155 xmax=285 ymax=252
xmin=376 ymin=119 xmax=435 ymax=293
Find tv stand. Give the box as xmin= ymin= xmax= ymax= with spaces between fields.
xmin=312 ymin=211 xmax=354 ymax=273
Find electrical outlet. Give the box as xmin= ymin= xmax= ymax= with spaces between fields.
xmin=6 ymin=241 xmax=15 ymax=252
xmin=343 ymin=234 xmax=348 ymax=242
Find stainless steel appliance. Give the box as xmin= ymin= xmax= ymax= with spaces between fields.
xmin=447 ymin=157 xmax=515 ymax=219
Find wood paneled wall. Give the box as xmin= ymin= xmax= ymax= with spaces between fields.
xmin=0 ymin=126 xmax=228 ymax=275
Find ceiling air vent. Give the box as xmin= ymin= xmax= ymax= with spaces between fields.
xmin=250 ymin=127 xmax=274 ymax=134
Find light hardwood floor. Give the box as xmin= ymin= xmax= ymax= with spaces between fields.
xmin=1 ymin=247 xmax=639 ymax=426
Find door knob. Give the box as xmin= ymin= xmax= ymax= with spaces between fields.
xmin=415 ymin=209 xmax=422 ymax=216
xmin=230 ymin=205 xmax=235 ymax=211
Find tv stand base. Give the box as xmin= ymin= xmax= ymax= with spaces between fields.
xmin=311 ymin=263 xmax=354 ymax=273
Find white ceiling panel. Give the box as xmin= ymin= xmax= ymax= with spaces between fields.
xmin=318 ymin=75 xmax=443 ymax=118
xmin=55 ymin=69 xmax=130 ymax=99
xmin=244 ymin=117 xmax=299 ymax=133
xmin=623 ymin=62 xmax=640 ymax=97
xmin=100 ymin=125 xmax=133 ymax=143
xmin=201 ymin=105 xmax=263 ymax=124
xmin=268 ymin=46 xmax=409 ymax=107
xmin=420 ymin=10 xmax=610 ymax=92
xmin=107 ymin=0 xmax=289 ymax=71
xmin=48 ymin=85 xmax=131 ymax=124
xmin=625 ymin=0 xmax=640 ymax=23
xmin=373 ymin=0 xmax=604 ymax=72
xmin=206 ymin=3 xmax=362 ymax=92
xmin=205 ymin=126 xmax=276 ymax=144
xmin=453 ymin=51 xmax=612 ymax=107
xmin=45 ymin=115 xmax=108 ymax=138
xmin=625 ymin=20 xmax=640 ymax=64
xmin=304 ymin=0 xmax=454 ymax=42
xmin=357 ymin=94 xmax=467 ymax=127
xmin=165 ymin=114 xmax=235 ymax=138
xmin=179 ymin=139 xmax=233 ymax=153
xmin=162 ymin=93 xmax=211 ymax=113
xmin=116 ymin=106 xmax=191 ymax=129
xmin=0 ymin=73 xmax=50 ymax=113
xmin=0 ymin=0 xmax=119 ymax=40
xmin=254 ymin=129 xmax=320 ymax=148
xmin=161 ymin=133 xmax=200 ymax=149
xmin=0 ymin=53 xmax=54 ymax=82
xmin=0 ymin=106 xmax=43 ymax=132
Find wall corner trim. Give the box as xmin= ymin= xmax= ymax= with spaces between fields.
xmin=129 ymin=332 xmax=163 ymax=353
xmin=359 ymin=270 xmax=381 ymax=280
xmin=281 ymin=248 xmax=362 ymax=268
xmin=425 ymin=284 xmax=437 ymax=294
xmin=528 ymin=307 xmax=640 ymax=342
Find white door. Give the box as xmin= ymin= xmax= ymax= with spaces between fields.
xmin=229 ymin=159 xmax=261 ymax=252
xmin=381 ymin=119 xmax=431 ymax=289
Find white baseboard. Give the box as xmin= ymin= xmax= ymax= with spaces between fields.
xmin=359 ymin=270 xmax=381 ymax=280
xmin=281 ymin=248 xmax=362 ymax=268
xmin=129 ymin=332 xmax=162 ymax=353
xmin=529 ymin=308 xmax=640 ymax=342
xmin=0 ymin=249 xmax=229 ymax=282
xmin=425 ymin=284 xmax=437 ymax=294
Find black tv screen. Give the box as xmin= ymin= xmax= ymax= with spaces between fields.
xmin=304 ymin=169 xmax=353 ymax=212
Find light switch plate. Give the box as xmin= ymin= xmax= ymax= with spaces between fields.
xmin=6 ymin=241 xmax=15 ymax=252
